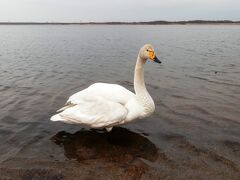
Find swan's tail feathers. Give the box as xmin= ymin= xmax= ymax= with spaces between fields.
xmin=50 ymin=114 xmax=75 ymax=124
xmin=50 ymin=114 xmax=64 ymax=122
xmin=56 ymin=103 xmax=76 ymax=112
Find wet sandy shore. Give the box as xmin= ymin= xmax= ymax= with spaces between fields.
xmin=1 ymin=127 xmax=239 ymax=179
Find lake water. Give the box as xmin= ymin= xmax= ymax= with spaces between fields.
xmin=0 ymin=25 xmax=239 ymax=179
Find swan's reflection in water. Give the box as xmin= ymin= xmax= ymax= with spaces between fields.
xmin=51 ymin=127 xmax=158 ymax=163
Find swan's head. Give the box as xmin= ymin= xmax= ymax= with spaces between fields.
xmin=139 ymin=44 xmax=161 ymax=63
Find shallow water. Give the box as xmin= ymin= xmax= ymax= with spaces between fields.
xmin=0 ymin=25 xmax=240 ymax=179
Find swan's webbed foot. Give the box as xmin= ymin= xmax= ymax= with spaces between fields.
xmin=105 ymin=127 xmax=113 ymax=132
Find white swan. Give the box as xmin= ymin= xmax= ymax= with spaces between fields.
xmin=50 ymin=44 xmax=161 ymax=131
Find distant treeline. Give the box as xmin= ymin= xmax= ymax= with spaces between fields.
xmin=0 ymin=20 xmax=240 ymax=25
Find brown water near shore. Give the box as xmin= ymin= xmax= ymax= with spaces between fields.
xmin=0 ymin=25 xmax=240 ymax=179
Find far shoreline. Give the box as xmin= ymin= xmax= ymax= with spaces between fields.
xmin=0 ymin=20 xmax=240 ymax=25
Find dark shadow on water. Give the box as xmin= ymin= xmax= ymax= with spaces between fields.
xmin=51 ymin=127 xmax=158 ymax=163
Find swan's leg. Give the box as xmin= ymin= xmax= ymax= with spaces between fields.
xmin=106 ymin=127 xmax=113 ymax=132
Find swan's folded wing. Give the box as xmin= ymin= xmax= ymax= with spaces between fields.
xmin=51 ymin=96 xmax=128 ymax=128
xmin=66 ymin=83 xmax=135 ymax=105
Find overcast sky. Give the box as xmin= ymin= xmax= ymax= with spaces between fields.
xmin=0 ymin=0 xmax=239 ymax=22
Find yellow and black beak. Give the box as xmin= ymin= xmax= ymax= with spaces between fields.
xmin=153 ymin=56 xmax=161 ymax=63
xmin=149 ymin=51 xmax=162 ymax=64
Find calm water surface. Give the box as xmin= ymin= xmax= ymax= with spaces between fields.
xmin=0 ymin=25 xmax=240 ymax=179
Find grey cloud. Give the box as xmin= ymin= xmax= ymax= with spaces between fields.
xmin=0 ymin=0 xmax=239 ymax=22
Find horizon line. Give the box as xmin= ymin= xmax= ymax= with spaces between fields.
xmin=0 ymin=20 xmax=240 ymax=25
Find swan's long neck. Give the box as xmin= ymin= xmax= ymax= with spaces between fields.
xmin=133 ymin=55 xmax=155 ymax=116
xmin=134 ymin=55 xmax=148 ymax=96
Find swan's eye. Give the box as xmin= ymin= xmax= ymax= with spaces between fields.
xmin=146 ymin=49 xmax=149 ymax=52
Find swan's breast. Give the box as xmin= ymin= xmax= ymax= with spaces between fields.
xmin=138 ymin=94 xmax=155 ymax=118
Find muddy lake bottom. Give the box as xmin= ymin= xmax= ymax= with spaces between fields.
xmin=0 ymin=25 xmax=240 ymax=179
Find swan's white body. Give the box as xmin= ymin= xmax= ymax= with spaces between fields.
xmin=50 ymin=44 xmax=160 ymax=131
